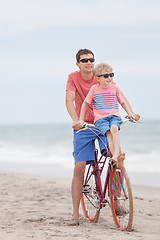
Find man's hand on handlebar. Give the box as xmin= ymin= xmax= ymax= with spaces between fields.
xmin=72 ymin=120 xmax=84 ymax=130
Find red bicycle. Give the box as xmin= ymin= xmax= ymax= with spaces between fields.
xmin=81 ymin=117 xmax=140 ymax=231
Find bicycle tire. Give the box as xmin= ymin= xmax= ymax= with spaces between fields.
xmin=109 ymin=165 xmax=133 ymax=231
xmin=81 ymin=165 xmax=100 ymax=222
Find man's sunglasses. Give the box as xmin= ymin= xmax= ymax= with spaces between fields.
xmin=97 ymin=73 xmax=114 ymax=78
xmin=79 ymin=58 xmax=95 ymax=63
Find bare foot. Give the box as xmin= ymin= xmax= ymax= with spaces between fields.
xmin=117 ymin=153 xmax=125 ymax=168
xmin=68 ymin=218 xmax=79 ymax=226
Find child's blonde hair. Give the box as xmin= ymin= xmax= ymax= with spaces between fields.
xmin=94 ymin=63 xmax=113 ymax=76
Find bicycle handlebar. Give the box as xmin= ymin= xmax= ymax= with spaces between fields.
xmin=121 ymin=116 xmax=142 ymax=125
xmin=82 ymin=116 xmax=142 ymax=129
xmin=81 ymin=122 xmax=95 ymax=128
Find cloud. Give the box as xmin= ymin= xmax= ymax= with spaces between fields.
xmin=103 ymin=58 xmax=160 ymax=79
xmin=0 ymin=0 xmax=160 ymax=36
xmin=0 ymin=52 xmax=76 ymax=82
xmin=0 ymin=51 xmax=159 ymax=85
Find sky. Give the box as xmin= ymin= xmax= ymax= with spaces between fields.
xmin=0 ymin=0 xmax=160 ymax=124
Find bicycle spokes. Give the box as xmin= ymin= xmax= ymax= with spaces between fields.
xmin=81 ymin=166 xmax=100 ymax=222
xmin=109 ymin=166 xmax=133 ymax=231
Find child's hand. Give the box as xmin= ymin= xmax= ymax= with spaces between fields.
xmin=126 ymin=114 xmax=140 ymax=121
xmin=131 ymin=113 xmax=140 ymax=121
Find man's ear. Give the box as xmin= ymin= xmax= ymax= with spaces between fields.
xmin=76 ymin=62 xmax=80 ymax=69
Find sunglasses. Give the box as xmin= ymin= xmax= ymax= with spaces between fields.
xmin=79 ymin=58 xmax=95 ymax=63
xmin=97 ymin=73 xmax=114 ymax=78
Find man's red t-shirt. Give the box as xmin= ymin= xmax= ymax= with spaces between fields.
xmin=66 ymin=70 xmax=96 ymax=124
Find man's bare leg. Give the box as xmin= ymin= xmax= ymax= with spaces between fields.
xmin=68 ymin=161 xmax=86 ymax=225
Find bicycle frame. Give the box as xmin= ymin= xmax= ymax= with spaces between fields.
xmin=84 ymin=142 xmax=116 ymax=209
xmin=84 ymin=140 xmax=128 ymax=211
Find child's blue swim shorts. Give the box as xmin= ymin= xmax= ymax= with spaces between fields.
xmin=95 ymin=115 xmax=122 ymax=135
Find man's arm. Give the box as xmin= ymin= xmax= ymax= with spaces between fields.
xmin=65 ymin=90 xmax=83 ymax=130
xmin=80 ymin=101 xmax=89 ymax=122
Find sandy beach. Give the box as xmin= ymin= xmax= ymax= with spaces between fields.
xmin=0 ymin=171 xmax=160 ymax=240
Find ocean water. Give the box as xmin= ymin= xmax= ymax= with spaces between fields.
xmin=0 ymin=120 xmax=160 ymax=176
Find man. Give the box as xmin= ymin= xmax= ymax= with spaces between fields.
xmin=65 ymin=49 xmax=139 ymax=226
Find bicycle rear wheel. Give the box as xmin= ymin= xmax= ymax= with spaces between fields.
xmin=81 ymin=165 xmax=100 ymax=222
xmin=109 ymin=165 xmax=133 ymax=231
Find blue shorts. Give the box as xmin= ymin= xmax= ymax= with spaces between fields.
xmin=95 ymin=115 xmax=122 ymax=135
xmin=73 ymin=126 xmax=108 ymax=165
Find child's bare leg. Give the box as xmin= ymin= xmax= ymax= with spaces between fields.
xmin=117 ymin=153 xmax=125 ymax=162
xmin=110 ymin=125 xmax=124 ymax=168
xmin=106 ymin=130 xmax=118 ymax=165
xmin=106 ymin=130 xmax=114 ymax=155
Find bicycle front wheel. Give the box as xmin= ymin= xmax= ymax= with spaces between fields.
xmin=109 ymin=165 xmax=133 ymax=231
xmin=81 ymin=165 xmax=100 ymax=222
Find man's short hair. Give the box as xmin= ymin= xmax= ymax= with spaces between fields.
xmin=76 ymin=49 xmax=94 ymax=63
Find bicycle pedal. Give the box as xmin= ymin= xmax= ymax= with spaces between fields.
xmin=83 ymin=184 xmax=90 ymax=189
xmin=82 ymin=185 xmax=91 ymax=194
xmin=101 ymin=203 xmax=106 ymax=207
xmin=101 ymin=199 xmax=108 ymax=207
xmin=111 ymin=161 xmax=117 ymax=168
xmin=82 ymin=189 xmax=90 ymax=194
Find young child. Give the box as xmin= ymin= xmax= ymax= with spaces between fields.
xmin=80 ymin=63 xmax=138 ymax=168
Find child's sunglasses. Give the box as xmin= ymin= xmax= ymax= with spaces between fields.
xmin=79 ymin=58 xmax=95 ymax=63
xmin=97 ymin=73 xmax=114 ymax=78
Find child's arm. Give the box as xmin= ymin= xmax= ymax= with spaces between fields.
xmin=119 ymin=90 xmax=134 ymax=113
xmin=119 ymin=90 xmax=140 ymax=121
xmin=121 ymin=101 xmax=134 ymax=117
xmin=80 ymin=101 xmax=89 ymax=122
xmin=121 ymin=101 xmax=140 ymax=120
